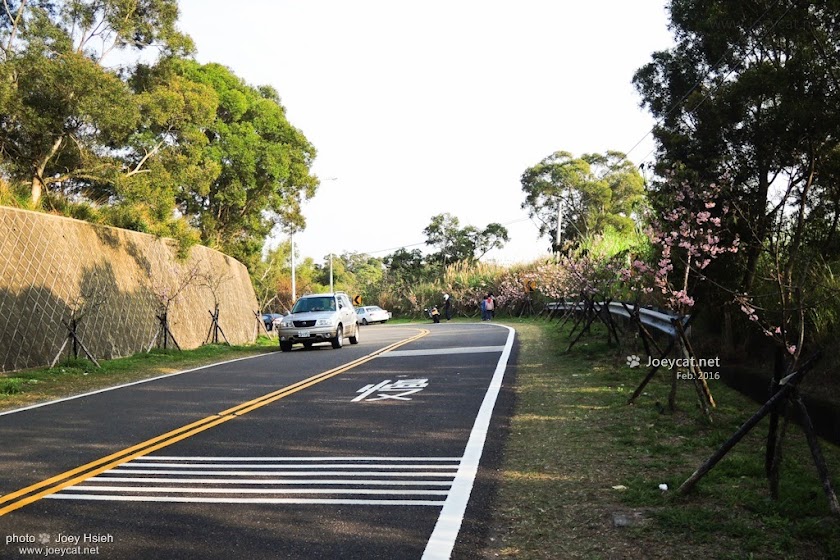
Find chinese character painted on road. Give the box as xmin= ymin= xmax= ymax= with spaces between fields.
xmin=352 ymin=379 xmax=429 ymax=402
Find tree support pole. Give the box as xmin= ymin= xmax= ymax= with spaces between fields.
xmin=627 ymin=314 xmax=696 ymax=405
xmin=566 ymin=305 xmax=600 ymax=352
xmin=674 ymin=319 xmax=715 ymax=420
xmin=155 ymin=312 xmax=181 ymax=351
xmin=794 ymin=394 xmax=840 ymax=516
xmin=678 ymin=377 xmax=798 ymax=495
xmin=254 ymin=310 xmax=270 ymax=338
xmin=50 ymin=338 xmax=70 ymax=369
xmin=206 ymin=307 xmax=230 ymax=345
xmin=678 ymin=353 xmax=821 ymax=497
xmin=628 ymin=337 xmax=676 ymax=404
xmin=54 ymin=319 xmax=101 ymax=368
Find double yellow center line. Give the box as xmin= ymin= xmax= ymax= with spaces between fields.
xmin=0 ymin=328 xmax=429 ymax=516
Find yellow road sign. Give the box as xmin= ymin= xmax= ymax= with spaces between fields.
xmin=525 ymin=279 xmax=537 ymax=293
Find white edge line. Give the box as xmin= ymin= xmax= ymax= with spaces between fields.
xmin=422 ymin=323 xmax=515 ymax=560
xmin=0 ymin=353 xmax=270 ymax=417
xmin=45 ymin=495 xmax=445 ymax=506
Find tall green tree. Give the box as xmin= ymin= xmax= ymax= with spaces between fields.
xmin=0 ymin=0 xmax=189 ymax=205
xmin=1 ymin=3 xmax=318 ymax=269
xmin=104 ymin=62 xmax=220 ymax=238
xmin=159 ymin=60 xmax=318 ymax=269
xmin=341 ymin=252 xmax=385 ymax=288
xmin=383 ymin=248 xmax=428 ymax=284
xmin=423 ymin=213 xmax=509 ymax=264
xmin=632 ymin=0 xmax=840 ymax=290
xmin=520 ymin=151 xmax=645 ymax=251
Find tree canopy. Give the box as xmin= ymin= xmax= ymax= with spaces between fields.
xmin=0 ymin=1 xmax=318 ymax=269
xmin=632 ymin=0 xmax=840 ymax=290
xmin=520 ymin=150 xmax=645 ymax=251
xmin=422 ymin=213 xmax=510 ymax=264
xmin=137 ymin=59 xmax=319 ymax=267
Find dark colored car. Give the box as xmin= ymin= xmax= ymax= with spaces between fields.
xmin=262 ymin=313 xmax=284 ymax=331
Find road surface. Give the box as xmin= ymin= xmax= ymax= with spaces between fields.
xmin=0 ymin=322 xmax=516 ymax=559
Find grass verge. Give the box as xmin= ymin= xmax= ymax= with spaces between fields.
xmin=0 ymin=337 xmax=277 ymax=412
xmin=485 ymin=318 xmax=840 ymax=559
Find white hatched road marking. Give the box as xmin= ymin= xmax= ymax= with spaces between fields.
xmin=62 ymin=487 xmax=450 ymax=496
xmin=47 ymin=456 xmax=461 ymax=506
xmin=137 ymin=456 xmax=462 ymax=462
xmin=122 ymin=463 xmax=458 ymax=469
xmin=84 ymin=478 xmax=454 ymax=486
xmin=49 ymin=495 xmax=447 ymax=506
xmin=102 ymin=470 xmax=456 ymax=477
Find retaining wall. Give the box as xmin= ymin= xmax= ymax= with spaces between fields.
xmin=0 ymin=207 xmax=258 ymax=372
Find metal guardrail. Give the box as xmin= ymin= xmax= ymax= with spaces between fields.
xmin=545 ymin=300 xmax=685 ymax=338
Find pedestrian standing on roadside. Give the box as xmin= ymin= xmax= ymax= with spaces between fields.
xmin=485 ymin=292 xmax=495 ymax=321
xmin=443 ymin=293 xmax=452 ymax=321
xmin=480 ymin=296 xmax=487 ymax=321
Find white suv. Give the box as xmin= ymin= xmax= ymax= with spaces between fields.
xmin=277 ymin=292 xmax=360 ymax=352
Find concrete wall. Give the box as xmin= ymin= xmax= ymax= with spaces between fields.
xmin=0 ymin=207 xmax=259 ymax=372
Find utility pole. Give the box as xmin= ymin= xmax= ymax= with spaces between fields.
xmin=290 ymin=233 xmax=296 ymax=303
xmin=555 ymin=196 xmax=563 ymax=254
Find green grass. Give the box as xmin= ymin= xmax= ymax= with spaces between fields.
xmin=485 ymin=317 xmax=840 ymax=559
xmin=0 ymin=336 xmax=278 ymax=411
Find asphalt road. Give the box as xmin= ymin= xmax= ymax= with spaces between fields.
xmin=0 ymin=322 xmax=517 ymax=560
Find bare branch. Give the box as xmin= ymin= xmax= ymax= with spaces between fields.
xmin=3 ymin=0 xmax=27 ymax=53
xmin=125 ymin=140 xmax=166 ymax=177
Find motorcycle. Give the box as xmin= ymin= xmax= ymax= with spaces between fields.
xmin=424 ymin=306 xmax=441 ymax=324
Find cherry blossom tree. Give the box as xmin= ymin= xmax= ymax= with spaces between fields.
xmin=648 ymin=177 xmax=740 ymax=315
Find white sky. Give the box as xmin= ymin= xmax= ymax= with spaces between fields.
xmin=175 ymin=0 xmax=674 ymax=265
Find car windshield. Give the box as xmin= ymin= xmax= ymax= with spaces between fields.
xmin=292 ymin=297 xmax=336 ymax=313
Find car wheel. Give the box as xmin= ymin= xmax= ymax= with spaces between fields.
xmin=279 ymin=341 xmax=292 ymax=352
xmin=362 ymin=318 xmax=368 ymax=325
xmin=331 ymin=325 xmax=344 ymax=349
xmin=349 ymin=324 xmax=359 ymax=345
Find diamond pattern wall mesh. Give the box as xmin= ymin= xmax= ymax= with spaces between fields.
xmin=0 ymin=208 xmax=259 ymax=372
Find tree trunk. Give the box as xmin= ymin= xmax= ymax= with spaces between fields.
xmin=32 ymin=135 xmax=64 ymax=206
xmin=31 ymin=176 xmax=43 ymax=206
xmin=766 ymin=346 xmax=787 ymax=498
xmin=722 ymin=309 xmax=734 ymax=357
xmin=742 ymin=170 xmax=771 ymax=293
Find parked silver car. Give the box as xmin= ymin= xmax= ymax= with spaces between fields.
xmin=277 ymin=292 xmax=360 ymax=352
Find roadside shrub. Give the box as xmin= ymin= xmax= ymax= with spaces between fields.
xmin=1 ymin=378 xmax=24 ymax=395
